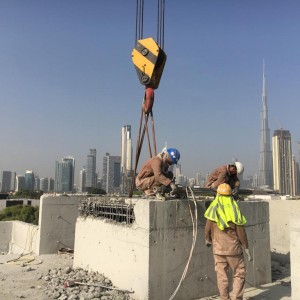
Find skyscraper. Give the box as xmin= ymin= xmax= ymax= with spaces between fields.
xmin=79 ymin=168 xmax=86 ymax=193
xmin=102 ymin=153 xmax=121 ymax=194
xmin=0 ymin=171 xmax=16 ymax=192
xmin=55 ymin=156 xmax=75 ymax=193
xmin=15 ymin=175 xmax=25 ymax=191
xmin=25 ymin=170 xmax=35 ymax=191
xmin=85 ymin=149 xmax=97 ymax=190
xmin=272 ymin=129 xmax=293 ymax=195
xmin=258 ymin=63 xmax=273 ymax=188
xmin=121 ymin=125 xmax=133 ymax=194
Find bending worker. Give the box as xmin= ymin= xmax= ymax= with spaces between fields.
xmin=135 ymin=148 xmax=180 ymax=200
xmin=204 ymin=183 xmax=252 ymax=300
xmin=205 ymin=162 xmax=244 ymax=198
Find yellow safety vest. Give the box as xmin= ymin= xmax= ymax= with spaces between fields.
xmin=204 ymin=195 xmax=247 ymax=230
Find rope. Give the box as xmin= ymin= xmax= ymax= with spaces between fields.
xmin=168 ymin=187 xmax=198 ymax=300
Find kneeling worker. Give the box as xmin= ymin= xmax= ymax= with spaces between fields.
xmin=204 ymin=183 xmax=252 ymax=300
xmin=205 ymin=162 xmax=244 ymax=198
xmin=135 ymin=148 xmax=180 ymax=200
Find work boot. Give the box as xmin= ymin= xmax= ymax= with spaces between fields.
xmin=155 ymin=192 xmax=166 ymax=201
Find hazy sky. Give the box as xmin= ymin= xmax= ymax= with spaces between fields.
xmin=1 ymin=0 xmax=300 ymax=185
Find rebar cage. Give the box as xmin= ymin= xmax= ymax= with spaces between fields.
xmin=78 ymin=197 xmax=135 ymax=225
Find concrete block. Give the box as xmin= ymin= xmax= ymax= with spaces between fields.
xmin=37 ymin=195 xmax=84 ymax=254
xmin=73 ymin=199 xmax=271 ymax=300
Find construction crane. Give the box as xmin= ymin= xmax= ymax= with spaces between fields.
xmin=129 ymin=0 xmax=167 ymax=197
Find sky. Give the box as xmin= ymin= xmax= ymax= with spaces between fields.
xmin=0 ymin=0 xmax=300 ymax=185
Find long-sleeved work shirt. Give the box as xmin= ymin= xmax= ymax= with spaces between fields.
xmin=205 ymin=165 xmax=240 ymax=189
xmin=205 ymin=219 xmax=248 ymax=255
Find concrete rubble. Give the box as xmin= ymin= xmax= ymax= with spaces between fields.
xmin=42 ymin=266 xmax=134 ymax=300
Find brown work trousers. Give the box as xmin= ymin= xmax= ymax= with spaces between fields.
xmin=214 ymin=254 xmax=246 ymax=300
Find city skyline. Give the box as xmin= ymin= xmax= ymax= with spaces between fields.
xmin=1 ymin=1 xmax=300 ymax=182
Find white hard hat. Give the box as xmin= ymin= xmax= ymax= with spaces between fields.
xmin=234 ymin=162 xmax=244 ymax=174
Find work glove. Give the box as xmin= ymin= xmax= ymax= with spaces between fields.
xmin=232 ymin=187 xmax=239 ymax=196
xmin=244 ymin=248 xmax=253 ymax=261
xmin=205 ymin=240 xmax=212 ymax=247
xmin=170 ymin=183 xmax=178 ymax=194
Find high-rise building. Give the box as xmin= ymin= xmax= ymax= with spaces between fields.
xmin=292 ymin=157 xmax=300 ymax=196
xmin=79 ymin=168 xmax=86 ymax=193
xmin=15 ymin=175 xmax=25 ymax=191
xmin=121 ymin=125 xmax=133 ymax=194
xmin=259 ymin=63 xmax=273 ymax=189
xmin=1 ymin=171 xmax=16 ymax=192
xmin=55 ymin=156 xmax=75 ymax=193
xmin=102 ymin=153 xmax=121 ymax=194
xmin=34 ymin=176 xmax=40 ymax=191
xmin=25 ymin=170 xmax=35 ymax=191
xmin=40 ymin=177 xmax=55 ymax=192
xmin=272 ymin=129 xmax=293 ymax=195
xmin=85 ymin=149 xmax=97 ymax=191
xmin=40 ymin=178 xmax=49 ymax=192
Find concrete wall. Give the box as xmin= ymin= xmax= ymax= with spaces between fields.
xmin=264 ymin=199 xmax=300 ymax=262
xmin=290 ymin=212 xmax=300 ymax=300
xmin=36 ymin=194 xmax=84 ymax=254
xmin=0 ymin=221 xmax=39 ymax=254
xmin=0 ymin=199 xmax=40 ymax=211
xmin=10 ymin=221 xmax=39 ymax=254
xmin=0 ymin=221 xmax=12 ymax=252
xmin=74 ymin=199 xmax=271 ymax=300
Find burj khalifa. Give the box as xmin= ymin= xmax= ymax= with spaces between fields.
xmin=258 ymin=62 xmax=273 ymax=188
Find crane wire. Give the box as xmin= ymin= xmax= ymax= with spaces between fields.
xmin=135 ymin=0 xmax=144 ymax=43
xmin=168 ymin=187 xmax=198 ymax=300
xmin=157 ymin=0 xmax=165 ymax=49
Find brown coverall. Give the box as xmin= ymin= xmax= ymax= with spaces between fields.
xmin=135 ymin=153 xmax=173 ymax=193
xmin=205 ymin=165 xmax=240 ymax=190
xmin=205 ymin=220 xmax=248 ymax=300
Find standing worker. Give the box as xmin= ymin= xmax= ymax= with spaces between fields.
xmin=205 ymin=162 xmax=244 ymax=198
xmin=204 ymin=183 xmax=252 ymax=300
xmin=135 ymin=148 xmax=180 ymax=200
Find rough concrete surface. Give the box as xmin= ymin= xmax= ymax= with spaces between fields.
xmin=0 ymin=253 xmax=291 ymax=300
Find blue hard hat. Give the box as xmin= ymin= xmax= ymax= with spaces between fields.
xmin=166 ymin=148 xmax=180 ymax=164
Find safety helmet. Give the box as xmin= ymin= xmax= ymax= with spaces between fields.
xmin=217 ymin=183 xmax=232 ymax=196
xmin=234 ymin=162 xmax=244 ymax=175
xmin=166 ymin=148 xmax=180 ymax=164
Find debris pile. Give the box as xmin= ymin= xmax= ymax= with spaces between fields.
xmin=42 ymin=266 xmax=133 ymax=300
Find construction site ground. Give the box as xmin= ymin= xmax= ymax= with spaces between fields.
xmin=0 ymin=253 xmax=291 ymax=300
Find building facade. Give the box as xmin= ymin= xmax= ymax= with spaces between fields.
xmin=272 ymin=129 xmax=293 ymax=195
xmin=55 ymin=156 xmax=75 ymax=193
xmin=85 ymin=149 xmax=97 ymax=191
xmin=0 ymin=171 xmax=16 ymax=192
xmin=121 ymin=125 xmax=133 ymax=194
xmin=102 ymin=153 xmax=121 ymax=194
xmin=15 ymin=175 xmax=25 ymax=191
xmin=258 ymin=63 xmax=273 ymax=189
xmin=25 ymin=170 xmax=35 ymax=191
xmin=79 ymin=168 xmax=86 ymax=193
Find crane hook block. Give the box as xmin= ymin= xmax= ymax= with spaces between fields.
xmin=131 ymin=37 xmax=167 ymax=90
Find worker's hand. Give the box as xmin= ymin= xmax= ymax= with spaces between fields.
xmin=232 ymin=187 xmax=239 ymax=196
xmin=170 ymin=183 xmax=177 ymax=194
xmin=205 ymin=240 xmax=212 ymax=247
xmin=244 ymin=248 xmax=253 ymax=261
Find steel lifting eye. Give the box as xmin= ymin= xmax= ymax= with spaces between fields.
xmin=141 ymin=48 xmax=149 ymax=56
xmin=141 ymin=75 xmax=150 ymax=83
